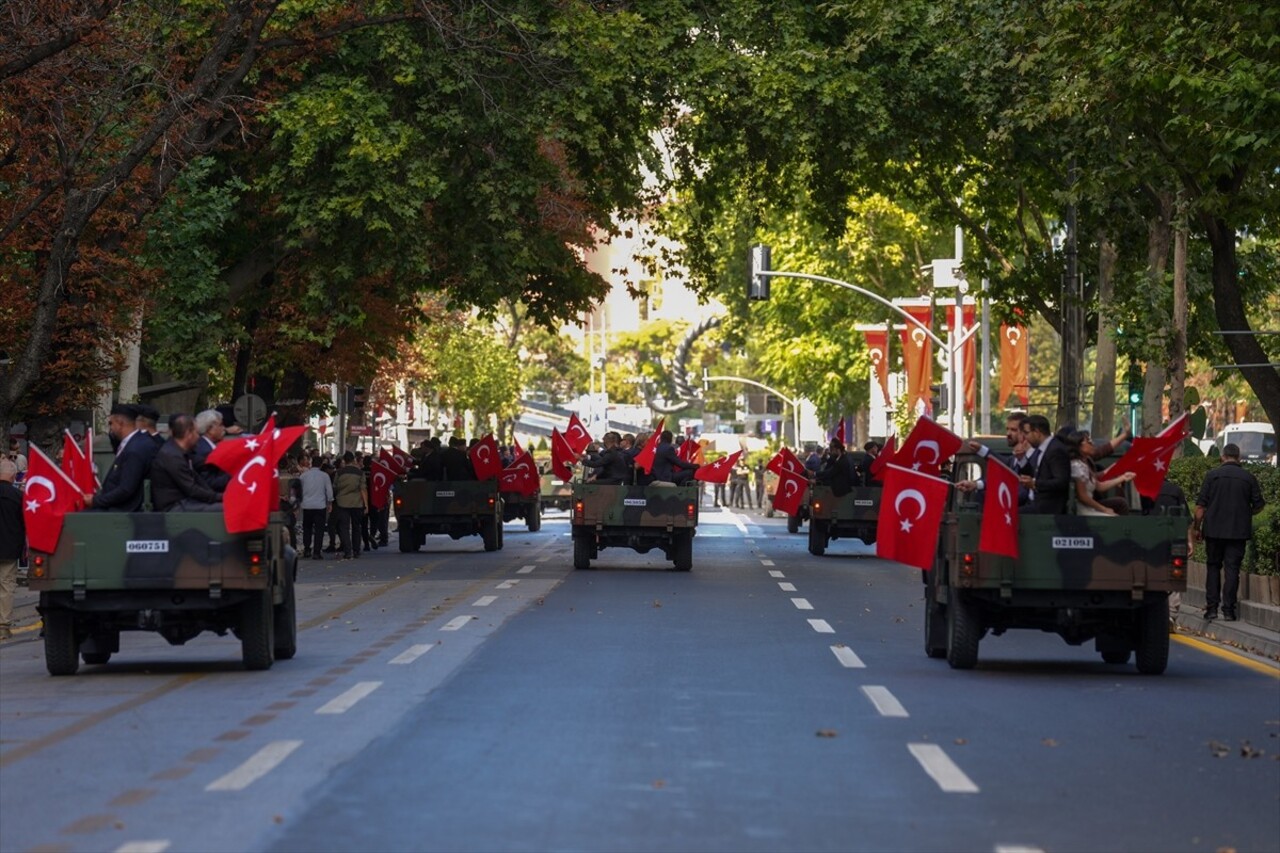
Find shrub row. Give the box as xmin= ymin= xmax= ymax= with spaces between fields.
xmin=1167 ymin=458 xmax=1279 ymax=576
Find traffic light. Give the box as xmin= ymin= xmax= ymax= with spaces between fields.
xmin=1127 ymin=366 xmax=1143 ymax=405
xmin=348 ymin=385 xmax=366 ymax=411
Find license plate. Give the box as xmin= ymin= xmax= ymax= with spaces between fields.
xmin=623 ymin=498 xmax=648 ymax=507
xmin=126 ymin=540 xmax=169 ymax=553
xmin=1051 ymin=536 xmax=1094 ymax=549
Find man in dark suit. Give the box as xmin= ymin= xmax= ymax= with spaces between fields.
xmin=150 ymin=414 xmax=222 ymax=512
xmin=1194 ymin=443 xmax=1266 ymax=621
xmin=440 ymin=436 xmax=476 ymax=480
xmin=581 ymin=432 xmax=630 ymax=484
xmin=193 ymin=408 xmax=230 ymax=493
xmin=816 ymin=439 xmax=859 ymax=496
xmin=135 ymin=404 xmax=167 ymax=450
xmin=651 ymin=430 xmax=699 ymax=484
xmin=86 ymin=403 xmax=159 ymax=512
xmin=1020 ymin=414 xmax=1071 ymax=514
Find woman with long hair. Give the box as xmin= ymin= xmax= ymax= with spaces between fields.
xmin=1062 ymin=430 xmax=1136 ymax=516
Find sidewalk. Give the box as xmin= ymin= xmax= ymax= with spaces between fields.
xmin=1175 ymin=583 xmax=1280 ymax=662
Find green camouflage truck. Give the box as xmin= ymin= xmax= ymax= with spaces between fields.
xmin=540 ymin=472 xmax=573 ymax=512
xmin=924 ymin=448 xmax=1189 ymax=674
xmin=807 ymin=484 xmax=881 ymax=556
xmin=500 ymin=488 xmax=542 ymax=532
xmin=28 ymin=511 xmax=297 ymax=675
xmin=393 ymin=479 xmax=503 ymax=552
xmin=571 ymin=483 xmax=700 ymax=571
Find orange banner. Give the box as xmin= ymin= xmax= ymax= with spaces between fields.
xmin=998 ymin=322 xmax=1029 ymax=407
xmin=947 ymin=304 xmax=977 ymax=410
xmin=900 ymin=306 xmax=933 ymax=414
xmin=863 ymin=330 xmax=892 ymax=406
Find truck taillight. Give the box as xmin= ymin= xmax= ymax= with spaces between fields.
xmin=31 ymin=555 xmax=45 ymax=578
xmin=1171 ymin=555 xmax=1186 ymax=579
xmin=812 ymin=500 xmax=822 ymax=512
xmin=395 ymin=497 xmax=402 ymax=508
xmin=488 ymin=497 xmax=495 ymax=507
xmin=573 ymin=500 xmax=584 ymax=521
xmin=686 ymin=502 xmax=696 ymax=519
xmin=961 ymin=553 xmax=975 ymax=577
xmin=249 ymin=553 xmax=263 ymax=576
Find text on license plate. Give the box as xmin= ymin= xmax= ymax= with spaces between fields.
xmin=623 ymin=498 xmax=648 ymax=507
xmin=126 ymin=540 xmax=169 ymax=553
xmin=1051 ymin=536 xmax=1094 ymax=549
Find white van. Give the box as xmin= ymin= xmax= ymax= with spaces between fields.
xmin=1216 ymin=422 xmax=1276 ymax=465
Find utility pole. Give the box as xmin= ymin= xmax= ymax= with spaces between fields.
xmin=1057 ymin=161 xmax=1083 ymax=429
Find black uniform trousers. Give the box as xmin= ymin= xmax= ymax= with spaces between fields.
xmin=1204 ymin=537 xmax=1247 ymax=613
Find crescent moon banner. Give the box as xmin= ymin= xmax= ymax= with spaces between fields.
xmin=999 ymin=321 xmax=1029 ymax=407
xmin=899 ymin=306 xmax=934 ymax=415
xmin=863 ymin=330 xmax=892 ymax=406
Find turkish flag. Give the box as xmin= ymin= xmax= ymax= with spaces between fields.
xmin=369 ymin=459 xmax=397 ymax=510
xmin=998 ymin=321 xmax=1029 ymax=407
xmin=979 ymin=457 xmax=1020 ymax=558
xmin=864 ymin=329 xmax=892 ymax=406
xmin=677 ymin=438 xmax=698 ymax=463
xmin=900 ymin=305 xmax=933 ymax=414
xmin=1103 ymin=414 xmax=1189 ymax=500
xmin=833 ymin=418 xmax=846 ymax=446
xmin=388 ymin=446 xmax=415 ymax=473
xmin=499 ymin=450 xmax=539 ymax=497
xmin=24 ymin=445 xmax=86 ymax=553
xmin=948 ymin=303 xmax=977 ymax=409
xmin=61 ymin=430 xmax=97 ymax=496
xmin=379 ymin=448 xmax=407 ymax=477
xmin=469 ymin=433 xmax=503 ymax=481
xmin=207 ymin=427 xmax=303 ymax=533
xmin=633 ymin=418 xmax=665 ymax=474
xmin=869 ymin=435 xmax=897 ymax=483
xmin=766 ymin=446 xmax=806 ymax=477
xmin=875 ymin=463 xmax=950 ymax=570
xmin=564 ymin=414 xmax=592 ymax=455
xmin=550 ymin=428 xmax=576 ymax=481
xmin=695 ymin=449 xmax=741 ymax=484
xmin=892 ymin=417 xmax=962 ymax=477
xmin=771 ymin=467 xmax=810 ymax=516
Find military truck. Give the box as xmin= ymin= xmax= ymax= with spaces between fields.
xmin=540 ymin=472 xmax=573 ymax=512
xmin=785 ymin=496 xmax=810 ymax=534
xmin=571 ymin=483 xmax=699 ymax=571
xmin=924 ymin=446 xmax=1189 ymax=674
xmin=394 ymin=478 xmax=503 ymax=552
xmin=500 ymin=488 xmax=542 ymax=531
xmin=807 ymin=484 xmax=881 ymax=556
xmin=28 ymin=511 xmax=297 ymax=675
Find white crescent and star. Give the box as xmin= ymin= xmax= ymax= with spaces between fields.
xmin=1005 ymin=326 xmax=1022 ymax=345
xmin=996 ymin=482 xmax=1014 ymax=525
xmin=24 ymin=475 xmax=57 ymax=513
xmin=237 ymin=456 xmax=267 ymax=494
xmin=911 ymin=440 xmax=940 ymax=470
xmin=911 ymin=328 xmax=928 ymax=347
xmin=894 ymin=488 xmax=926 ymax=532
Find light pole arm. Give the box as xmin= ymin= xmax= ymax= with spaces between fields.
xmin=704 ymin=374 xmax=802 ymax=447
xmin=759 ymin=271 xmax=945 ymax=347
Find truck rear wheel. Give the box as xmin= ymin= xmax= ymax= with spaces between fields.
xmin=274 ymin=571 xmax=298 ymax=661
xmin=527 ymin=501 xmax=541 ymax=532
xmin=573 ymin=535 xmax=592 ymax=570
xmin=481 ymin=518 xmax=500 ymax=552
xmin=672 ymin=530 xmax=693 ymax=571
xmin=924 ymin=585 xmax=948 ymax=659
xmin=808 ymin=519 xmax=828 ymax=556
xmin=1135 ymin=594 xmax=1170 ymax=675
xmin=787 ymin=514 xmax=800 ymax=534
xmin=241 ymin=588 xmax=275 ymax=671
xmin=946 ymin=592 xmax=981 ymax=670
xmin=398 ymin=522 xmax=419 ymax=552
xmin=44 ymin=608 xmax=79 ymax=676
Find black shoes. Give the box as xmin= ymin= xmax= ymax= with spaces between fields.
xmin=1223 ymin=608 xmax=1238 ymax=622
xmin=1204 ymin=608 xmax=1218 ymax=620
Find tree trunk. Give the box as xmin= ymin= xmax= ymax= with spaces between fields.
xmin=1201 ymin=214 xmax=1280 ymax=429
xmin=1141 ymin=193 xmax=1173 ymax=434
xmin=1168 ymin=218 xmax=1188 ymax=428
xmin=1093 ymin=233 xmax=1119 ymax=440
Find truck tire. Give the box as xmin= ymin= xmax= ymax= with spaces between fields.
xmin=527 ymin=501 xmax=541 ymax=532
xmin=481 ymin=518 xmax=500 ymax=552
xmin=672 ymin=530 xmax=693 ymax=571
xmin=241 ymin=588 xmax=275 ymax=671
xmin=1135 ymin=594 xmax=1170 ymax=675
xmin=274 ymin=571 xmax=298 ymax=661
xmin=398 ymin=522 xmax=419 ymax=552
xmin=924 ymin=587 xmax=948 ymax=659
xmin=44 ymin=608 xmax=80 ymax=676
xmin=787 ymin=514 xmax=800 ymax=534
xmin=573 ymin=535 xmax=592 ymax=570
xmin=946 ymin=592 xmax=981 ymax=670
xmin=808 ymin=519 xmax=828 ymax=556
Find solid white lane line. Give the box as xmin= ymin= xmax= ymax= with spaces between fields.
xmin=908 ymin=743 xmax=979 ymax=793
xmin=205 ymin=740 xmax=303 ymax=792
xmin=496 ymin=579 xmax=520 ymax=589
xmin=778 ymin=582 xmax=797 ymax=592
xmin=760 ymin=559 xmax=775 ymax=566
xmin=115 ymin=842 xmax=171 ymax=853
xmin=315 ymin=681 xmax=383 ymax=715
xmin=808 ymin=619 xmax=835 ymax=634
xmin=733 ymin=517 xmax=750 ymax=534
xmin=830 ymin=645 xmax=866 ymax=668
xmin=517 ymin=566 xmax=536 ymax=574
xmin=441 ymin=615 xmax=473 ymax=631
xmin=861 ymin=686 xmax=908 ymax=717
xmin=994 ymin=846 xmax=1046 ymax=853
xmin=791 ymin=598 xmax=813 ymax=610
xmin=389 ymin=644 xmax=434 ymax=665
xmin=473 ymin=595 xmax=498 ymax=607
xmin=768 ymin=570 xmax=785 ymax=578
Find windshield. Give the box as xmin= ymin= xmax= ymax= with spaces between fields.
xmin=1226 ymin=430 xmax=1275 ymax=458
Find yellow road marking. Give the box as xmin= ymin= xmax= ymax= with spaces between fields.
xmin=10 ymin=621 xmax=42 ymax=635
xmin=1172 ymin=634 xmax=1280 ymax=678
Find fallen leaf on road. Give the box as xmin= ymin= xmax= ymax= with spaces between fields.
xmin=954 ymin=738 xmax=967 ymax=745
xmin=1240 ymin=741 xmax=1263 ymax=758
xmin=1041 ymin=738 xmax=1058 ymax=747
xmin=653 ymin=780 xmax=666 ymax=789
xmin=1208 ymin=740 xmax=1230 ymax=757
xmin=816 ymin=729 xmax=838 ymax=738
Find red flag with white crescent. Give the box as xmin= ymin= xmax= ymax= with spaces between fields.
xmin=771 ymin=467 xmax=810 ymax=517
xmin=379 ymin=448 xmax=407 ymax=477
xmin=369 ymin=459 xmax=396 ymax=510
xmin=766 ymin=446 xmax=806 ymax=477
xmin=694 ymin=449 xmax=741 ymax=484
xmin=998 ymin=321 xmax=1030 ymax=407
xmin=564 ymin=414 xmax=593 ymax=455
xmin=24 ymin=445 xmax=86 ymax=554
xmin=869 ymin=435 xmax=897 ymax=483
xmin=900 ymin=305 xmax=934 ymax=414
xmin=61 ymin=430 xmax=97 ymax=496
xmin=468 ymin=433 xmax=503 ymax=481
xmin=550 ymin=428 xmax=576 ymax=481
xmin=499 ymin=450 xmax=540 ymax=497
xmin=875 ymin=463 xmax=950 ymax=570
xmin=979 ymin=457 xmax=1020 ymax=559
xmin=891 ymin=417 xmax=962 ymax=478
xmin=633 ymin=418 xmax=665 ymax=474
xmin=1103 ymin=413 xmax=1189 ymax=500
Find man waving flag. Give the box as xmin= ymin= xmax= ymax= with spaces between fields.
xmin=892 ymin=417 xmax=962 ymax=477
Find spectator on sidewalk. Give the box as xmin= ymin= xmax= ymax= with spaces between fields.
xmin=1194 ymin=443 xmax=1266 ymax=622
xmin=0 ymin=459 xmax=23 ymax=640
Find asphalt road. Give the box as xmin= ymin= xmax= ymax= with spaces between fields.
xmin=1 ymin=508 xmax=1277 ymax=853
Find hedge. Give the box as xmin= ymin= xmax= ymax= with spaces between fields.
xmin=1168 ymin=457 xmax=1280 ymax=576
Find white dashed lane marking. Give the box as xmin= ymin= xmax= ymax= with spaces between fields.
xmin=517 ymin=566 xmax=536 ymax=574
xmin=316 ymin=681 xmax=382 ymax=715
xmin=760 ymin=559 xmax=775 ymax=566
xmin=115 ymin=842 xmax=171 ymax=853
xmin=205 ymin=740 xmax=303 ymax=792
xmin=791 ymin=598 xmax=813 ymax=610
xmin=440 ymin=615 xmax=473 ymax=631
xmin=496 ymin=579 xmax=520 ymax=589
xmin=808 ymin=619 xmax=835 ymax=634
xmin=861 ymin=686 xmax=908 ymax=717
xmin=994 ymin=846 xmax=1045 ymax=853
xmin=768 ymin=570 xmax=785 ymax=578
xmin=389 ymin=644 xmax=434 ymax=665
xmin=908 ymin=743 xmax=979 ymax=793
xmin=778 ymin=582 xmax=796 ymax=591
xmin=473 ymin=595 xmax=498 ymax=607
xmin=830 ymin=645 xmax=865 ymax=668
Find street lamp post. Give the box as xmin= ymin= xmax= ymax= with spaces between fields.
xmin=703 ymin=371 xmax=801 ymax=449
